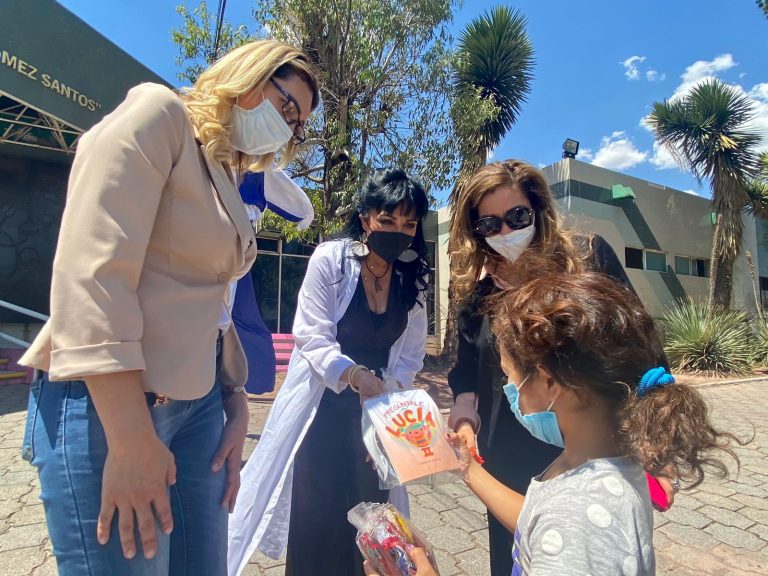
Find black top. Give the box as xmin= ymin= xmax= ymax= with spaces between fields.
xmin=336 ymin=272 xmax=408 ymax=378
xmin=447 ymin=234 xmax=632 ymax=491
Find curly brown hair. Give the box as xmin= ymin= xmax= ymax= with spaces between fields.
xmin=490 ymin=269 xmax=740 ymax=487
xmin=449 ymin=159 xmax=582 ymax=303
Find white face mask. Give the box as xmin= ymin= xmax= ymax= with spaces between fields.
xmin=484 ymin=224 xmax=536 ymax=263
xmin=230 ymin=99 xmax=294 ymax=156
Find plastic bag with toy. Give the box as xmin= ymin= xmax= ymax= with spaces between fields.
xmin=349 ymin=502 xmax=440 ymax=576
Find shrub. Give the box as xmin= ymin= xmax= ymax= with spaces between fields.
xmin=751 ymin=313 xmax=768 ymax=368
xmin=662 ymin=300 xmax=753 ymax=376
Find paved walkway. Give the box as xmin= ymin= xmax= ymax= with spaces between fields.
xmin=1 ymin=379 xmax=766 ymax=575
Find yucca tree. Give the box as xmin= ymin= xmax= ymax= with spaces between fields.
xmin=648 ymin=79 xmax=761 ymax=309
xmin=442 ymin=6 xmax=534 ymax=358
xmin=449 ymin=6 xmax=534 ymax=201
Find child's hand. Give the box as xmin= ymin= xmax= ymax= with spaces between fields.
xmin=363 ymin=547 xmax=438 ymax=576
xmin=447 ymin=432 xmax=474 ymax=479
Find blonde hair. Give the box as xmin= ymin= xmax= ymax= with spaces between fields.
xmin=181 ymin=40 xmax=319 ymax=173
xmin=449 ymin=159 xmax=582 ymax=302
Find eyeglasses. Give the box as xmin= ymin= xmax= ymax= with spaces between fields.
xmin=269 ymin=78 xmax=306 ymax=145
xmin=473 ymin=206 xmax=534 ymax=237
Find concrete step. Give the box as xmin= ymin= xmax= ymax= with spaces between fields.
xmin=271 ymin=333 xmax=294 ymax=343
xmin=275 ymin=352 xmax=292 ymax=364
xmin=276 ymin=365 xmax=289 ymax=373
xmin=273 ymin=342 xmax=294 ymax=352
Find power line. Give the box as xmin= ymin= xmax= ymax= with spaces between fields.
xmin=212 ymin=0 xmax=227 ymax=61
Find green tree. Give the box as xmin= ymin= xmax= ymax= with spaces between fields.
xmin=174 ymin=0 xmax=492 ymax=242
xmin=255 ymin=0 xmax=476 ymax=237
xmin=172 ymin=1 xmax=251 ymax=84
xmin=648 ymin=79 xmax=761 ymax=309
xmin=758 ymin=1 xmax=768 ymax=18
xmin=441 ymin=6 xmax=534 ymax=359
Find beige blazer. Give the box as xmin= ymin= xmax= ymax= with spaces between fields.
xmin=20 ymin=83 xmax=257 ymax=400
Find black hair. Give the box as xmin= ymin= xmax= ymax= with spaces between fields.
xmin=344 ymin=167 xmax=431 ymax=311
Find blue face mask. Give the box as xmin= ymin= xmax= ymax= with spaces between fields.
xmin=502 ymin=375 xmax=564 ymax=448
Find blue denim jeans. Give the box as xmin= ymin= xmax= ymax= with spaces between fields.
xmin=22 ymin=374 xmax=228 ymax=576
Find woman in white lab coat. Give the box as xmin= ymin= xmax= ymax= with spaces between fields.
xmin=228 ymin=168 xmax=430 ymax=576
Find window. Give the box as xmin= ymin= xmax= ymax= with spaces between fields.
xmin=256 ymin=237 xmax=279 ymax=253
xmin=425 ymin=241 xmax=437 ymax=336
xmin=760 ymin=277 xmax=768 ymax=310
xmin=251 ymin=254 xmax=279 ymax=332
xmin=625 ymin=247 xmax=643 ymax=270
xmin=251 ymin=236 xmax=315 ymax=333
xmin=693 ymin=258 xmax=710 ymax=278
xmin=279 ymin=257 xmax=310 ymax=333
xmin=674 ymin=255 xmax=710 ymax=277
xmin=675 ymin=255 xmax=691 ymax=275
xmin=645 ymin=251 xmax=667 ymax=272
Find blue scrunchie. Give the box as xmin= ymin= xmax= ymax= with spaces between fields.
xmin=636 ymin=366 xmax=675 ymax=398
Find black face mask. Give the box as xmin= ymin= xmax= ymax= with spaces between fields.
xmin=366 ymin=231 xmax=414 ymax=263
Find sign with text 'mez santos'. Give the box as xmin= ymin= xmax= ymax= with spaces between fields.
xmin=0 ymin=0 xmax=169 ymax=131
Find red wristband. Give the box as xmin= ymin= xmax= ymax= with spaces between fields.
xmin=469 ymin=447 xmax=485 ymax=465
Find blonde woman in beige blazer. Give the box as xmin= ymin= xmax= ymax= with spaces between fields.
xmin=19 ymin=40 xmax=319 ymax=576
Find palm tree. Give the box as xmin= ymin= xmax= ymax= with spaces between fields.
xmin=441 ymin=6 xmax=534 ymax=358
xmin=648 ymin=79 xmax=761 ymax=309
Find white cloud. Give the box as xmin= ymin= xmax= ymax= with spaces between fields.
xmin=740 ymin=72 xmax=747 ymax=80
xmin=621 ymin=56 xmax=666 ymax=83
xmin=682 ymin=189 xmax=698 ymax=195
xmin=646 ymin=70 xmax=666 ymax=82
xmin=746 ymin=83 xmax=768 ymax=152
xmin=671 ymin=53 xmax=737 ymax=100
xmin=577 ymin=147 xmax=594 ymax=162
xmin=621 ymin=56 xmax=645 ymax=81
xmin=649 ymin=141 xmax=681 ymax=170
xmin=591 ymin=131 xmax=648 ymax=170
xmin=641 ymin=54 xmax=768 ymax=158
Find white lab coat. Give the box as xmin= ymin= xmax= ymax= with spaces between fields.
xmin=227 ymin=238 xmax=428 ymax=575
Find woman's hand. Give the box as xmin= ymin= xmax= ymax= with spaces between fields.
xmin=97 ymin=434 xmax=176 ymax=560
xmin=86 ymin=371 xmax=175 ymax=560
xmin=211 ymin=392 xmax=249 ymax=512
xmin=454 ymin=421 xmax=477 ymax=451
xmin=363 ymin=547 xmax=438 ymax=576
xmin=354 ymin=370 xmax=386 ymax=404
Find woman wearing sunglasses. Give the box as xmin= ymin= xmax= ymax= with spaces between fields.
xmin=447 ymin=159 xmax=636 ymax=576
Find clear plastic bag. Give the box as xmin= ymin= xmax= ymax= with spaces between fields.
xmin=362 ymin=387 xmax=460 ymax=487
xmin=348 ymin=502 xmax=440 ymax=576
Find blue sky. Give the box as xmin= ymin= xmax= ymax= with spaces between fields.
xmin=59 ymin=0 xmax=768 ymax=204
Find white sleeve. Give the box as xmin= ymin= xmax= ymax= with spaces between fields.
xmin=292 ymin=244 xmax=354 ymax=392
xmin=264 ymin=166 xmax=314 ymax=230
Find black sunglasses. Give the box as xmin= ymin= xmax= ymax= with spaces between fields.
xmin=269 ymin=78 xmax=306 ymax=145
xmin=473 ymin=206 xmax=534 ymax=237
